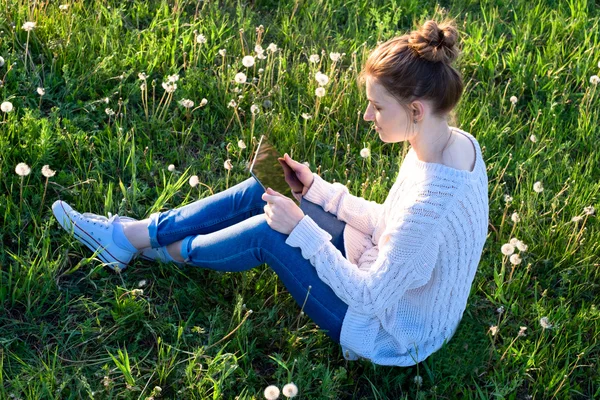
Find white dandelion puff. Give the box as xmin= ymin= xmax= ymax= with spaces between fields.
xmin=250 ymin=104 xmax=260 ymax=115
xmin=282 ymin=383 xmax=298 ymax=398
xmin=235 ymin=72 xmax=247 ymax=84
xmin=238 ymin=140 xmax=246 ymax=149
xmin=509 ymin=237 xmax=519 ymax=246
xmin=315 ymin=71 xmax=329 ymax=86
xmin=264 ymin=385 xmax=280 ymax=400
xmin=509 ymin=96 xmax=518 ymax=105
xmin=138 ymin=279 xmax=147 ymax=288
xmin=489 ymin=325 xmax=498 ymax=336
xmin=511 ymin=212 xmax=520 ymax=223
xmin=105 ymin=108 xmax=115 ymax=116
xmin=413 ymin=375 xmax=423 ymax=387
xmin=571 ymin=215 xmax=583 ymax=222
xmin=189 ymin=175 xmax=199 ymax=187
xmin=37 ymin=87 xmax=45 ymax=96
xmin=179 ymin=99 xmax=194 ymax=108
xmin=0 ymin=56 xmax=4 ymax=67
xmin=1 ymin=101 xmax=13 ymax=113
xmin=504 ymin=194 xmax=513 ymax=203
xmin=590 ymin=75 xmax=600 ymax=85
xmin=199 ymin=98 xmax=208 ymax=107
xmin=496 ymin=306 xmax=505 ymax=314
xmin=539 ymin=316 xmax=553 ymax=329
xmin=168 ymin=74 xmax=179 ymax=83
xmin=228 ymin=99 xmax=237 ymax=108
xmin=509 ymin=253 xmax=522 ymax=265
xmin=218 ymin=49 xmax=226 ymax=57
xmin=309 ymin=54 xmax=320 ymax=63
xmin=59 ymin=4 xmax=69 ymax=10
xmin=41 ymin=165 xmax=55 ymax=178
xmin=196 ymin=34 xmax=207 ymax=44
xmin=501 ymin=243 xmax=515 ymax=256
xmin=301 ymin=113 xmax=312 ymax=120
xmin=518 ymin=326 xmax=527 ymax=337
xmin=530 ymin=134 xmax=537 ymax=143
xmin=516 ymin=240 xmax=528 ymax=252
xmin=360 ymin=148 xmax=371 ymax=158
xmin=329 ymin=52 xmax=341 ymax=62
xmin=167 ymin=164 xmax=175 ymax=172
xmin=15 ymin=163 xmax=31 ymax=176
xmin=267 ymin=43 xmax=278 ymax=53
xmin=22 ymin=21 xmax=36 ymax=32
xmin=242 ymin=55 xmax=255 ymax=68
xmin=315 ymin=87 xmax=326 ymax=97
xmin=138 ymin=72 xmax=147 ymax=80
xmin=583 ymin=205 xmax=595 ymax=215
xmin=224 ymin=159 xmax=232 ymax=171
xmin=533 ymin=181 xmax=544 ymax=193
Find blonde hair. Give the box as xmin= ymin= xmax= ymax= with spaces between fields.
xmin=359 ymin=19 xmax=464 ymax=120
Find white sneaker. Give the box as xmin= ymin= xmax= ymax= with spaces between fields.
xmin=52 ymin=200 xmax=135 ymax=271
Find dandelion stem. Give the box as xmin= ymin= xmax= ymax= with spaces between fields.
xmin=39 ymin=177 xmax=48 ymax=215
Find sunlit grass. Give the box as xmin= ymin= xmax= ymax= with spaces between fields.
xmin=0 ymin=0 xmax=599 ymax=398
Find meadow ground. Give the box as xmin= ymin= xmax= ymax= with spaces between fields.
xmin=0 ymin=0 xmax=599 ymax=398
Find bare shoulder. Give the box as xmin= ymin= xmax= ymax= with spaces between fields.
xmin=443 ymin=130 xmax=476 ymax=172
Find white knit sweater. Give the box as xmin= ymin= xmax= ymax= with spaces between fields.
xmin=285 ymin=128 xmax=489 ymax=366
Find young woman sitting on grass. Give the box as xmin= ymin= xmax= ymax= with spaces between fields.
xmin=53 ymin=19 xmax=489 ymax=367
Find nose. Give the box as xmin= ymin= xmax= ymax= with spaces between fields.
xmin=363 ymin=104 xmax=374 ymax=122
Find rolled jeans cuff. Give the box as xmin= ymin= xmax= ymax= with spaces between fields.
xmin=180 ymin=235 xmax=195 ymax=263
xmin=148 ymin=212 xmax=161 ymax=248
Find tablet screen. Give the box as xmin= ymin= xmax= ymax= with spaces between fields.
xmin=249 ymin=136 xmax=301 ymax=203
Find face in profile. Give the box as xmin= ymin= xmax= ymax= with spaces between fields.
xmin=363 ymin=76 xmax=416 ymax=143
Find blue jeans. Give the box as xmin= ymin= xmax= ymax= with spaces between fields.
xmin=147 ymin=178 xmax=349 ymax=342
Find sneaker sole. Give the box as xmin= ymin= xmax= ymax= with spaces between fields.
xmin=54 ymin=201 xmax=129 ymax=271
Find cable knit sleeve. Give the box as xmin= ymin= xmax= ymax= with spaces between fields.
xmin=286 ymin=207 xmax=440 ymax=315
xmin=303 ymin=173 xmax=383 ymax=236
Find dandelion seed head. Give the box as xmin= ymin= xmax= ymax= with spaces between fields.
xmin=489 ymin=325 xmax=498 ymax=336
xmin=583 ymin=205 xmax=595 ymax=215
xmin=530 ymin=134 xmax=537 ymax=143
xmin=200 ymin=98 xmax=208 ymax=107
xmin=501 ymin=243 xmax=515 ymax=256
xmin=179 ymin=99 xmax=194 ymax=108
xmin=254 ymin=44 xmax=264 ymax=55
xmin=188 ymin=175 xmax=199 ymax=187
xmin=36 ymin=87 xmax=45 ymax=96
xmin=539 ymin=316 xmax=553 ymax=329
xmin=196 ymin=34 xmax=206 ymax=44
xmin=105 ymin=108 xmax=115 ymax=116
xmin=329 ymin=52 xmax=341 ymax=62
xmin=224 ymin=159 xmax=232 ymax=171
xmin=138 ymin=279 xmax=147 ymax=288
xmin=315 ymin=71 xmax=329 ymax=86
xmin=518 ymin=326 xmax=527 ymax=337
xmin=15 ymin=162 xmax=31 ymax=176
xmin=413 ymin=375 xmax=423 ymax=386
xmin=496 ymin=306 xmax=504 ymax=314
xmin=301 ymin=113 xmax=312 ymax=120
xmin=22 ymin=21 xmax=36 ymax=32
xmin=218 ymin=49 xmax=226 ymax=57
xmin=250 ymin=104 xmax=260 ymax=115
xmin=267 ymin=43 xmax=278 ymax=53
xmin=509 ymin=253 xmax=522 ymax=265
xmin=168 ymin=74 xmax=179 ymax=83
xmin=228 ymin=99 xmax=237 ymax=108
xmin=167 ymin=164 xmax=175 ymax=172
xmin=234 ymin=72 xmax=247 ymax=84
xmin=242 ymin=55 xmax=255 ymax=68
xmin=511 ymin=212 xmax=520 ymax=223
xmin=315 ymin=87 xmax=326 ymax=97
xmin=309 ymin=54 xmax=320 ymax=63
xmin=41 ymin=165 xmax=55 ymax=178
xmin=264 ymin=385 xmax=280 ymax=400
xmin=516 ymin=240 xmax=528 ymax=252
xmin=59 ymin=4 xmax=69 ymax=10
xmin=1 ymin=101 xmax=13 ymax=113
xmin=360 ymin=148 xmax=371 ymax=158
xmin=238 ymin=140 xmax=246 ymax=149
xmin=590 ymin=75 xmax=600 ymax=85
xmin=571 ymin=215 xmax=583 ymax=222
xmin=0 ymin=56 xmax=4 ymax=67
xmin=533 ymin=181 xmax=544 ymax=193
xmin=282 ymin=382 xmax=298 ymax=398
xmin=504 ymin=194 xmax=513 ymax=203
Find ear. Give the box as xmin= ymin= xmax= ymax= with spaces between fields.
xmin=411 ymin=101 xmax=426 ymax=122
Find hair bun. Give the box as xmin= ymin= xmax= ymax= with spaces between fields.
xmin=408 ymin=20 xmax=459 ymax=64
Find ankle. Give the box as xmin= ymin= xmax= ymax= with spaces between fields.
xmin=166 ymin=242 xmax=185 ymax=263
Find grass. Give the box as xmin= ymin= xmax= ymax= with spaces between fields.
xmin=0 ymin=0 xmax=599 ymax=398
